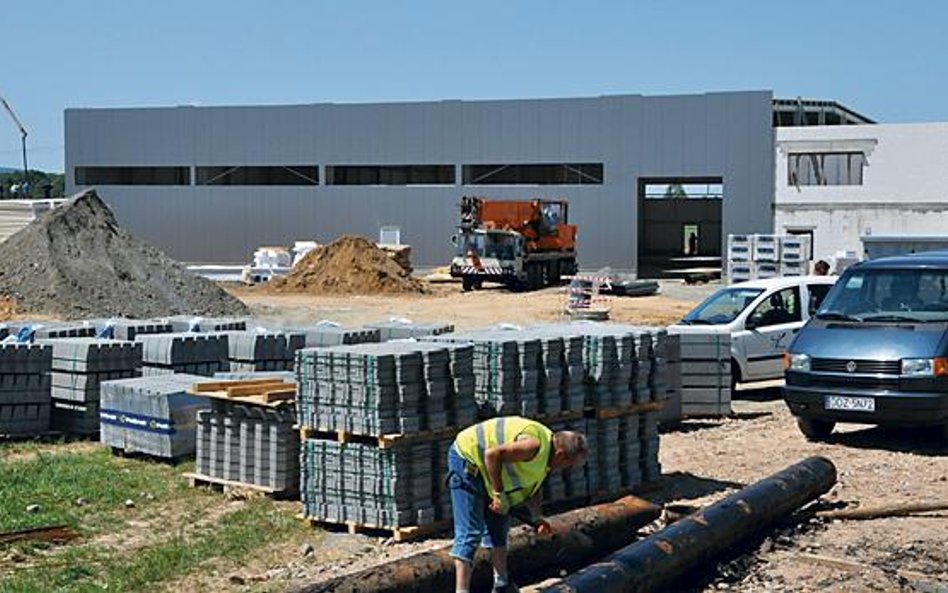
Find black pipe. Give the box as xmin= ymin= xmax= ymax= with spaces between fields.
xmin=540 ymin=456 xmax=837 ymax=593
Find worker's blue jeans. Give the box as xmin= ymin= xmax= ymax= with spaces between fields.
xmin=447 ymin=445 xmax=510 ymax=564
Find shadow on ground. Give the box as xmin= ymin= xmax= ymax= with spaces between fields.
xmin=827 ymin=426 xmax=948 ymax=456
xmin=643 ymin=471 xmax=746 ymax=505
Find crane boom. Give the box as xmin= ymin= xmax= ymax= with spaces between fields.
xmin=0 ymin=93 xmax=29 ymax=194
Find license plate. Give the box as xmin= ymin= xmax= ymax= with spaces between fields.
xmin=824 ymin=395 xmax=875 ymax=412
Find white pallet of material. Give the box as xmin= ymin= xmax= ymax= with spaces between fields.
xmin=780 ymin=261 xmax=808 ymax=277
xmin=727 ymin=234 xmax=755 ymax=262
xmin=780 ymin=235 xmax=812 ymax=262
xmin=727 ymin=261 xmax=754 ymax=284
xmin=755 ymin=261 xmax=780 ymax=279
xmin=752 ymin=235 xmax=780 ymax=262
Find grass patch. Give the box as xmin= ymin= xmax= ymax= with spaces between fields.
xmin=1 ymin=500 xmax=304 ymax=593
xmin=0 ymin=444 xmax=194 ymax=534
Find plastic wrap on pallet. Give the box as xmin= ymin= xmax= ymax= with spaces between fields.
xmin=100 ymin=373 xmax=210 ymax=459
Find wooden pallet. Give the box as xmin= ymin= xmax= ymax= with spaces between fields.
xmin=189 ymin=378 xmax=296 ymax=407
xmin=183 ymin=472 xmax=298 ymax=500
xmin=584 ymin=400 xmax=664 ymax=419
xmin=534 ymin=409 xmax=585 ymax=424
xmin=297 ymin=425 xmax=461 ymax=449
xmin=298 ymin=515 xmax=450 ymax=542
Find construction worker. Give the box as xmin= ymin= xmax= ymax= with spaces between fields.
xmin=447 ymin=416 xmax=588 ymax=593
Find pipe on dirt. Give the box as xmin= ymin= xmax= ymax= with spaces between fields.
xmin=539 ymin=456 xmax=838 ymax=593
xmin=294 ymin=495 xmax=662 ymax=593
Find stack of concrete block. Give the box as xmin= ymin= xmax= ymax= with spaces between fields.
xmin=41 ymin=338 xmax=142 ymax=436
xmin=165 ymin=317 xmax=247 ymax=333
xmin=290 ymin=324 xmax=380 ymax=347
xmin=727 ymin=234 xmax=813 ymax=283
xmin=224 ymin=331 xmax=304 ymax=372
xmin=100 ymin=373 xmax=209 ymax=460
xmin=423 ymin=330 xmax=544 ymax=418
xmin=33 ymin=323 xmax=97 ymax=340
xmin=0 ymin=344 xmax=52 ymax=437
xmin=674 ymin=332 xmax=732 ymax=417
xmin=301 ymin=438 xmax=439 ymax=529
xmin=109 ymin=319 xmax=174 ymax=341
xmin=214 ymin=370 xmax=296 ymax=382
xmin=639 ymin=412 xmax=662 ymax=483
xmin=136 ymin=332 xmax=228 ymax=377
xmin=195 ymin=402 xmax=299 ymax=493
xmin=295 ymin=342 xmax=476 ymax=435
xmin=367 ymin=320 xmax=454 ymax=341
xmin=542 ymin=415 xmax=588 ymax=504
xmin=656 ymin=333 xmax=683 ymax=426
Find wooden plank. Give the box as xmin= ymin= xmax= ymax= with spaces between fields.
xmin=260 ymin=388 xmax=297 ymax=403
xmin=184 ymin=471 xmax=297 ymax=499
xmin=193 ymin=378 xmax=281 ymax=393
xmin=0 ymin=525 xmax=78 ymax=545
xmin=299 ymin=516 xmax=449 ymax=542
xmin=225 ymin=382 xmax=292 ymax=397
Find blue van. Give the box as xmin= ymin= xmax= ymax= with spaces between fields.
xmin=784 ymin=252 xmax=948 ymax=441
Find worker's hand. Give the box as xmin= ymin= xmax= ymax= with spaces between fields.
xmin=535 ymin=518 xmax=554 ymax=539
xmin=489 ymin=492 xmax=511 ymax=515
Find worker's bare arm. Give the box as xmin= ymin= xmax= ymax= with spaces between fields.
xmin=484 ymin=437 xmax=541 ymax=496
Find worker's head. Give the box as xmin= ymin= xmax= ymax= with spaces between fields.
xmin=814 ymin=260 xmax=830 ymax=276
xmin=549 ymin=430 xmax=588 ymax=470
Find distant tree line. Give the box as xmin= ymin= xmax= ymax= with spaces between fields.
xmin=0 ymin=170 xmax=65 ymax=199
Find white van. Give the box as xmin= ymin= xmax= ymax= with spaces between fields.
xmin=669 ymin=276 xmax=837 ymax=385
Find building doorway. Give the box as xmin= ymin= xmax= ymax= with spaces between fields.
xmin=638 ymin=177 xmax=723 ymax=278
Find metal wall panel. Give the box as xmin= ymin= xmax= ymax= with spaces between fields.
xmin=65 ymin=92 xmax=775 ymax=270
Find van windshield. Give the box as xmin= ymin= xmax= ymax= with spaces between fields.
xmin=817 ymin=268 xmax=948 ymax=322
xmin=681 ymin=287 xmax=764 ymax=325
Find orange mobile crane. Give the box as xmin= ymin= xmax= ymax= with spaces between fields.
xmin=450 ymin=196 xmax=579 ymax=291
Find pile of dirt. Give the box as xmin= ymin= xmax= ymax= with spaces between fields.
xmin=0 ymin=189 xmax=248 ymax=319
xmin=0 ymin=295 xmax=15 ymax=321
xmin=267 ymin=235 xmax=425 ymax=295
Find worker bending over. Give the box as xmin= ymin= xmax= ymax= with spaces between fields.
xmin=447 ymin=416 xmax=588 ymax=593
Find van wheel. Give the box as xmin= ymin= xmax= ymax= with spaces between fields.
xmin=462 ymin=277 xmax=474 ymax=292
xmin=796 ymin=417 xmax=835 ymax=441
xmin=730 ymin=361 xmax=741 ymax=391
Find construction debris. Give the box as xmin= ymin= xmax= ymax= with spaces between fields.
xmin=540 ymin=456 xmax=838 ymax=593
xmin=0 ymin=525 xmax=77 ymax=545
xmin=266 ymin=235 xmax=425 ymax=295
xmin=815 ymin=501 xmax=948 ymax=521
xmin=0 ymin=189 xmax=248 ymax=319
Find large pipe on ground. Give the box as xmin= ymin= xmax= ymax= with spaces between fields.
xmin=295 ymin=495 xmax=662 ymax=593
xmin=539 ymin=456 xmax=837 ymax=593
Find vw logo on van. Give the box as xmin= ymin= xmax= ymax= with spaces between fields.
xmin=846 ymin=360 xmax=858 ymax=373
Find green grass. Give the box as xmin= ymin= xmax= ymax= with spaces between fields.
xmin=0 ymin=443 xmax=309 ymax=592
xmin=0 ymin=444 xmax=193 ymax=533
xmin=1 ymin=500 xmax=304 ymax=593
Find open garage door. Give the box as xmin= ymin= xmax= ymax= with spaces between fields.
xmin=638 ymin=177 xmax=723 ymax=279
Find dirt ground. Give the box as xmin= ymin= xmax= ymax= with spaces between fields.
xmin=220 ymin=280 xmax=947 ymax=593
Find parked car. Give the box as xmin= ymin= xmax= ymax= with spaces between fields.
xmin=784 ymin=253 xmax=948 ymax=441
xmin=670 ymin=276 xmax=837 ymax=385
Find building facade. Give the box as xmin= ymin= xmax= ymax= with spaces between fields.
xmin=775 ymin=122 xmax=948 ymax=261
xmin=65 ymin=91 xmax=776 ymax=271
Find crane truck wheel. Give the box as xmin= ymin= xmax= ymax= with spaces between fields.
xmin=462 ymin=277 xmax=474 ymax=292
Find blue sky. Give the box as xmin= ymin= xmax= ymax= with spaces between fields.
xmin=2 ymin=0 xmax=946 ymax=172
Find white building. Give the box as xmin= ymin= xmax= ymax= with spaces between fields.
xmin=775 ymin=123 xmax=948 ymax=262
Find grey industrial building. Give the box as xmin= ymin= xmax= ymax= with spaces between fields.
xmin=65 ymin=91 xmax=785 ymax=273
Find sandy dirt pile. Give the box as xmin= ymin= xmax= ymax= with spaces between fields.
xmin=0 ymin=189 xmax=248 ymax=319
xmin=266 ymin=235 xmax=426 ymax=296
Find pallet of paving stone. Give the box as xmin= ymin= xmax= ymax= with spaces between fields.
xmin=290 ymin=325 xmax=381 ymax=347
xmin=366 ymin=320 xmax=454 ymax=341
xmin=100 ymin=373 xmax=210 ymax=460
xmin=583 ymin=400 xmax=664 ymax=419
xmin=223 ymin=331 xmax=303 ymax=372
xmin=32 ymin=323 xmax=97 ymax=340
xmin=183 ymin=472 xmax=296 ymax=499
xmin=41 ymin=338 xmax=143 ymax=374
xmin=191 ymin=378 xmax=297 ymax=407
xmin=298 ymin=516 xmax=450 ymax=542
xmin=136 ymin=332 xmax=228 ymax=377
xmin=164 ymin=316 xmax=248 ymax=333
xmin=108 ymin=319 xmax=174 ymax=341
xmin=297 ymin=424 xmax=461 ymax=450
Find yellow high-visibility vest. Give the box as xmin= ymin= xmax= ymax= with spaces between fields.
xmin=455 ymin=416 xmax=552 ymax=507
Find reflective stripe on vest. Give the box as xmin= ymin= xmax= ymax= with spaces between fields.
xmin=455 ymin=416 xmax=552 ymax=507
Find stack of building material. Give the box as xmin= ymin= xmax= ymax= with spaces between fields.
xmin=41 ymin=338 xmax=143 ymax=435
xmin=656 ymin=333 xmax=683 ymax=426
xmin=164 ymin=316 xmax=247 ymax=333
xmin=224 ymin=331 xmax=304 ymax=372
xmin=542 ymin=416 xmax=588 ymax=504
xmin=33 ymin=323 xmax=97 ymax=340
xmin=290 ymin=324 xmax=381 ymax=347
xmin=109 ymin=319 xmax=174 ymax=341
xmin=726 ymin=234 xmax=813 ymax=283
xmin=639 ymin=412 xmax=662 ymax=483
xmin=195 ymin=401 xmax=299 ymax=494
xmin=100 ymin=374 xmax=209 ymax=460
xmin=214 ymin=370 xmax=296 ymax=382
xmin=0 ymin=344 xmax=52 ymax=437
xmin=367 ymin=320 xmax=454 ymax=341
xmin=295 ymin=342 xmax=476 ymax=435
xmin=676 ymin=333 xmax=732 ymax=416
xmin=136 ymin=332 xmax=228 ymax=377
xmin=423 ymin=330 xmax=544 ymax=418
xmin=297 ymin=341 xmax=479 ymax=532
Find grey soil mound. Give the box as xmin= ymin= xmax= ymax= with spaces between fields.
xmin=0 ymin=189 xmax=248 ymax=319
xmin=266 ymin=235 xmax=426 ymax=295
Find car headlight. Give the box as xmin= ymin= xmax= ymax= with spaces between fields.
xmin=785 ymin=353 xmax=810 ymax=372
xmin=901 ymin=357 xmax=948 ymax=377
